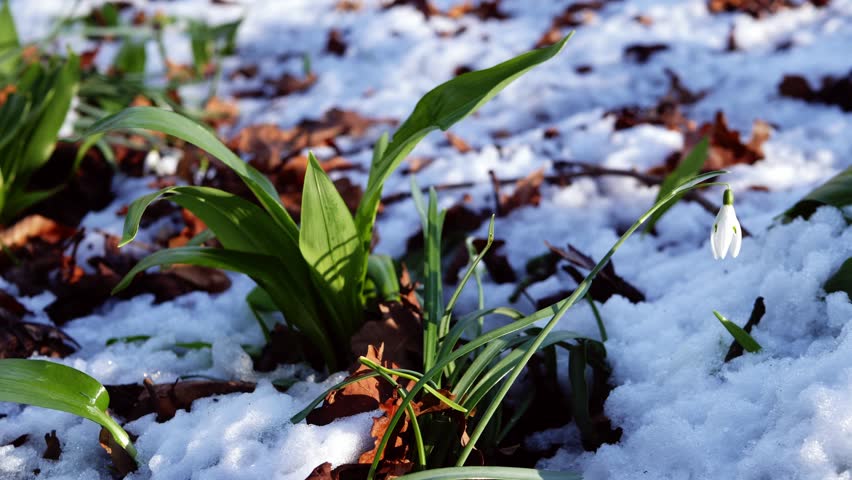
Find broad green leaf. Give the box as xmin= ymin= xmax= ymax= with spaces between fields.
xmin=713 ymin=310 xmax=762 ymax=354
xmin=21 ymin=53 xmax=80 ymax=175
xmin=782 ymin=166 xmax=852 ymax=221
xmin=824 ymin=257 xmax=852 ymax=300
xmin=113 ymin=246 xmax=336 ymax=367
xmin=84 ymin=107 xmax=300 ymax=244
xmin=299 ymin=152 xmax=364 ymax=338
xmin=645 ymin=137 xmax=709 ymax=232
xmin=397 ymin=466 xmax=581 ymax=480
xmin=113 ymin=40 xmax=147 ymax=75
xmin=0 ymin=0 xmax=19 ymax=77
xmin=119 ymin=186 xmax=291 ymax=255
xmin=354 ymin=34 xmax=573 ymax=258
xmin=0 ymin=359 xmax=137 ymax=458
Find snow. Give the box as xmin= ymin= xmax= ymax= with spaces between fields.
xmin=2 ymin=0 xmax=852 ymax=479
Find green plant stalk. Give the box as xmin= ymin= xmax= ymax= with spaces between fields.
xmin=359 ymin=358 xmax=427 ymax=468
xmin=454 ymin=170 xmax=728 ymax=465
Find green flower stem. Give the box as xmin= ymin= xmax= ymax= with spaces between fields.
xmin=454 ymin=169 xmax=729 ymax=466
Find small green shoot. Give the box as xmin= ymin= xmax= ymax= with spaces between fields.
xmin=713 ymin=310 xmax=762 ymax=354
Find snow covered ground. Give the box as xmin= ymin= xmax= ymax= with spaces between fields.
xmin=2 ymin=0 xmax=852 ymax=479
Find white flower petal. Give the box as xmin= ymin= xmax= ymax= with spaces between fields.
xmin=710 ymin=225 xmax=719 ymax=260
xmin=730 ymin=220 xmax=742 ymax=258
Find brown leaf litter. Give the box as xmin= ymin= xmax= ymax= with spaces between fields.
xmin=778 ymin=71 xmax=852 ymax=112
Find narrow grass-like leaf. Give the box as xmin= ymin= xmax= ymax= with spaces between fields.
xmin=568 ymin=343 xmax=593 ymax=443
xmin=422 ymin=188 xmax=446 ymax=373
xmin=645 ymin=138 xmax=709 ymax=232
xmin=366 ymin=254 xmax=400 ymax=302
xmin=0 ymin=359 xmax=137 ymax=458
xmin=300 ymin=152 xmax=365 ymax=338
xmin=21 ymin=52 xmax=80 ymax=175
xmin=713 ymin=310 xmax=762 ymax=354
xmin=354 ymin=35 xmax=573 ymax=261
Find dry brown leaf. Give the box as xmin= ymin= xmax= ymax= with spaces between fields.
xmin=0 ymin=215 xmax=76 ymax=248
xmin=499 ymin=168 xmax=545 ymax=216
xmin=778 ymin=72 xmax=852 ymax=112
xmin=306 ymin=344 xmax=398 ymax=426
xmin=326 ymin=29 xmax=348 ymax=56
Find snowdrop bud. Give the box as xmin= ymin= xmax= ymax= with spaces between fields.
xmin=711 ymin=188 xmax=741 ymax=260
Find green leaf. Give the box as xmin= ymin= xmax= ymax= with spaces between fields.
xmin=0 ymin=0 xmax=19 ymax=77
xmin=0 ymin=359 xmax=137 ymax=458
xmin=113 ymin=40 xmax=147 ymax=75
xmin=354 ymin=34 xmax=573 ymax=260
xmin=713 ymin=310 xmax=762 ymax=354
xmin=397 ymin=466 xmax=581 ymax=480
xmin=299 ymin=152 xmax=364 ymax=338
xmin=824 ymin=257 xmax=852 ymax=300
xmin=20 ymin=53 xmax=80 ymax=175
xmin=782 ymin=166 xmax=852 ymax=221
xmin=84 ymin=107 xmax=300 ymax=244
xmin=645 ymin=137 xmax=709 ymax=232
xmin=113 ymin=246 xmax=336 ymax=367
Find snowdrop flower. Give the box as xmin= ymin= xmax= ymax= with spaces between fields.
xmin=711 ymin=188 xmax=741 ymax=260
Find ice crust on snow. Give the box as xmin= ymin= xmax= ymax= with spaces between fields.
xmin=2 ymin=0 xmax=852 ymax=479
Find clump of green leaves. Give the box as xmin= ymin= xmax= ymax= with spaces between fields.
xmin=87 ymin=35 xmax=573 ymax=371
xmin=0 ymin=1 xmax=81 ymax=224
xmin=295 ymin=171 xmax=727 ymax=479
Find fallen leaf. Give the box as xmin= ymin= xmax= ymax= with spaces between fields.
xmin=306 ymin=344 xmax=397 ymax=426
xmin=0 ymin=216 xmax=76 ymax=248
xmin=105 ymin=378 xmax=256 ymax=422
xmin=326 ymin=29 xmax=348 ymax=56
xmin=707 ymin=0 xmax=829 ymax=18
xmin=351 ymin=267 xmax=423 ymax=370
xmin=445 ymin=1 xmax=509 ymax=20
xmin=203 ymin=96 xmax=239 ymax=128
xmin=98 ymin=427 xmax=137 ymax=476
xmin=623 ymin=43 xmax=669 ymax=64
